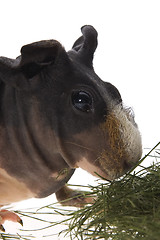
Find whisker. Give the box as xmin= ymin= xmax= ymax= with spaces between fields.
xmin=64 ymin=141 xmax=95 ymax=152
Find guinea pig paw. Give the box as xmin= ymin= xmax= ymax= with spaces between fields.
xmin=56 ymin=185 xmax=95 ymax=208
xmin=0 ymin=210 xmax=23 ymax=231
xmin=74 ymin=193 xmax=95 ymax=208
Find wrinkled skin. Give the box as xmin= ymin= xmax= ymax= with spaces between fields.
xmin=0 ymin=26 xmax=142 ymax=208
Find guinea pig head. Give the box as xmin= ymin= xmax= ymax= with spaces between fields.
xmin=58 ymin=25 xmax=142 ymax=180
xmin=0 ymin=25 xmax=142 ymax=181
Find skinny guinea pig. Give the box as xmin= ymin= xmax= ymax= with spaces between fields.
xmin=0 ymin=25 xmax=142 ymax=229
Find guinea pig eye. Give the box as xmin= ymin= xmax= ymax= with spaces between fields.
xmin=71 ymin=91 xmax=93 ymax=113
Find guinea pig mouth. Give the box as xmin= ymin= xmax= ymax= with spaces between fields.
xmin=97 ymin=157 xmax=135 ymax=180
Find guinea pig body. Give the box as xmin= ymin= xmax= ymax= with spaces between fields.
xmin=0 ymin=25 xmax=142 ymax=206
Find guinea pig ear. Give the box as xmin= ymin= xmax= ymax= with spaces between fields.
xmin=0 ymin=40 xmax=65 ymax=89
xmin=20 ymin=40 xmax=64 ymax=78
xmin=72 ymin=25 xmax=98 ymax=68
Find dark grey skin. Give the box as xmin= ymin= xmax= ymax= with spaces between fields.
xmin=0 ymin=26 xmax=142 ymax=210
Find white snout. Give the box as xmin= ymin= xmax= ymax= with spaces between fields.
xmin=77 ymin=104 xmax=142 ymax=180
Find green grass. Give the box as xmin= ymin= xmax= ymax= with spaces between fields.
xmin=56 ymin=142 xmax=160 ymax=240
xmin=1 ymin=142 xmax=160 ymax=240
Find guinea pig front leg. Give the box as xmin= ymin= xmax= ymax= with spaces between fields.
xmin=55 ymin=185 xmax=93 ymax=208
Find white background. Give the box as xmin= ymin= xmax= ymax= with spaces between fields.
xmin=0 ymin=0 xmax=159 ymax=239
